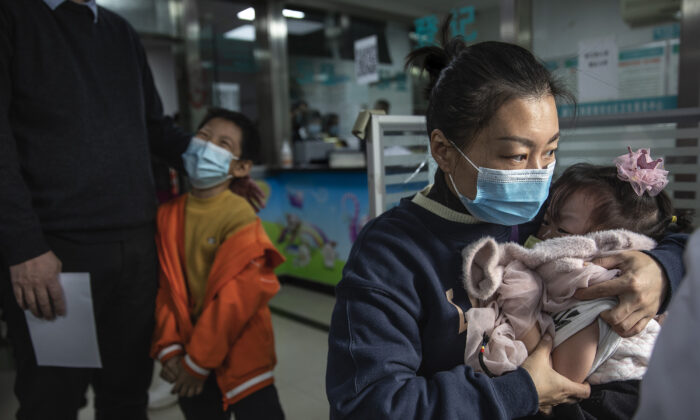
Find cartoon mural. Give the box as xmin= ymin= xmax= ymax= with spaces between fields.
xmin=257 ymin=171 xmax=370 ymax=286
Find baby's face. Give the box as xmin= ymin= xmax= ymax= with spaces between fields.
xmin=537 ymin=190 xmax=594 ymax=239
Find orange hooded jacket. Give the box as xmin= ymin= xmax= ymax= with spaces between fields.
xmin=151 ymin=194 xmax=284 ymax=409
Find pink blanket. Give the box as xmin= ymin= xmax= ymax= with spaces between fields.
xmin=461 ymin=230 xmax=656 ymax=376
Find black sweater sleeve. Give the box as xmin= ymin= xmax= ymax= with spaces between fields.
xmin=133 ymin=28 xmax=191 ymax=170
xmin=643 ymin=232 xmax=689 ymax=313
xmin=0 ymin=7 xmax=50 ymax=265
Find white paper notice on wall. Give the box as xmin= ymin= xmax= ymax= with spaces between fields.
xmin=354 ymin=35 xmax=379 ymax=85
xmin=578 ymin=36 xmax=619 ymax=102
xmin=213 ymin=83 xmax=241 ymax=112
xmin=24 ymin=273 xmax=102 ymax=368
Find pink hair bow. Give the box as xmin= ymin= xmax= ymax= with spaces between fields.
xmin=614 ymin=146 xmax=669 ymax=197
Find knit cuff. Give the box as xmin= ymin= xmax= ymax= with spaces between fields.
xmin=0 ymin=225 xmax=50 ymax=266
xmin=490 ymin=367 xmax=539 ymax=418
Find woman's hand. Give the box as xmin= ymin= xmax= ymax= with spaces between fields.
xmin=574 ymin=250 xmax=666 ymax=337
xmin=229 ymin=175 xmax=266 ymax=212
xmin=521 ymin=335 xmax=591 ymax=413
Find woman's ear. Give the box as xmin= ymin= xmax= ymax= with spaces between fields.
xmin=430 ymin=129 xmax=457 ymax=174
xmin=230 ymin=159 xmax=252 ymax=178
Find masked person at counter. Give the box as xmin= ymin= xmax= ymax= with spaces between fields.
xmin=325 ymin=23 xmax=688 ymax=419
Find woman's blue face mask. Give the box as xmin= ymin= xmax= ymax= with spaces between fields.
xmin=447 ymin=140 xmax=554 ymax=226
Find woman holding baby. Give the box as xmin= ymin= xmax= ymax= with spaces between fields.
xmin=325 ymin=23 xmax=689 ymax=420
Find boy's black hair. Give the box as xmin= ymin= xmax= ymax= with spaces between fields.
xmin=197 ymin=107 xmax=260 ymax=162
xmin=548 ymin=163 xmax=694 ymax=241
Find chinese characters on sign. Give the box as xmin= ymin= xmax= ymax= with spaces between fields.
xmin=414 ymin=6 xmax=477 ymax=48
xmin=578 ymin=37 xmax=619 ymax=102
xmin=414 ymin=15 xmax=438 ymax=47
xmin=450 ymin=6 xmax=477 ymax=42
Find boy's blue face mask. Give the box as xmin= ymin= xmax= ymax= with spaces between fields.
xmin=447 ymin=140 xmax=554 ymax=226
xmin=182 ymin=137 xmax=237 ymax=189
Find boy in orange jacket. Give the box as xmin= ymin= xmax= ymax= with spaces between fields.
xmin=151 ymin=108 xmax=285 ymax=419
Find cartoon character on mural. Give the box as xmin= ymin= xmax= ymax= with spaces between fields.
xmin=287 ymin=189 xmax=304 ymax=209
xmin=341 ymin=193 xmax=370 ymax=243
xmin=263 ymin=185 xmax=370 ymax=276
xmin=277 ymin=214 xmax=303 ymax=245
xmin=321 ymin=241 xmax=338 ymax=269
xmin=295 ymin=244 xmax=312 ymax=267
xmin=277 ymin=213 xmax=332 ymax=269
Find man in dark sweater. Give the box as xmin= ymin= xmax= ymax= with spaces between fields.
xmin=0 ymin=1 xmax=193 ymax=418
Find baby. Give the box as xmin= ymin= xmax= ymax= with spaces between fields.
xmin=462 ymin=148 xmax=692 ymax=385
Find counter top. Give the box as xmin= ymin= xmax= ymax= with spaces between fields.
xmin=252 ymin=165 xmax=367 ymax=175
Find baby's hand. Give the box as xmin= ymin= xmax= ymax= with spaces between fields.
xmin=172 ymin=364 xmax=206 ymax=398
xmin=160 ymin=355 xmax=183 ymax=383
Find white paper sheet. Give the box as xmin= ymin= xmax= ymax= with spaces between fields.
xmin=578 ymin=36 xmax=620 ymax=102
xmin=355 ymin=35 xmax=379 ymax=85
xmin=24 ymin=273 xmax=102 ymax=368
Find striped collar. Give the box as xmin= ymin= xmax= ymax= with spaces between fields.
xmin=412 ymin=186 xmax=481 ymax=224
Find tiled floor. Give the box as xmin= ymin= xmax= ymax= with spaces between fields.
xmin=270 ymin=282 xmax=336 ymax=327
xmin=0 ymin=283 xmax=335 ymax=420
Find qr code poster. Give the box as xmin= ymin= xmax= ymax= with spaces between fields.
xmin=354 ymin=35 xmax=379 ymax=85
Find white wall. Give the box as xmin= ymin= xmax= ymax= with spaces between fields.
xmin=532 ymin=0 xmax=667 ymax=60
xmin=145 ymin=45 xmax=180 ymax=117
xmin=291 ymin=21 xmax=414 ymax=148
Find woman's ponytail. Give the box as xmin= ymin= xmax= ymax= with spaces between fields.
xmin=403 ymin=16 xmax=571 ymax=150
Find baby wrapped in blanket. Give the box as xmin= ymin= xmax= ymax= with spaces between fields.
xmin=461 ymin=149 xmax=685 ymax=384
xmin=462 ymin=229 xmax=660 ymax=384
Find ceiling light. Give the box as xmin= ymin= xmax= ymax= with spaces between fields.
xmin=224 ymin=24 xmax=256 ymax=42
xmin=282 ymin=9 xmax=305 ymax=19
xmin=237 ymin=7 xmax=255 ymax=21
xmin=287 ymin=20 xmax=323 ymax=36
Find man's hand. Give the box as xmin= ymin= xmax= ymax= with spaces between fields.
xmin=9 ymin=251 xmax=65 ymax=320
xmin=160 ymin=355 xmax=183 ymax=383
xmin=171 ymin=365 xmax=206 ymax=398
xmin=575 ymin=251 xmax=666 ymax=337
xmin=521 ymin=335 xmax=591 ymax=412
xmin=230 ymin=176 xmax=266 ymax=212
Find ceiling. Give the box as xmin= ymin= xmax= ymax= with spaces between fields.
xmin=288 ymin=0 xmax=500 ymax=22
xmin=201 ymin=0 xmax=501 ymax=33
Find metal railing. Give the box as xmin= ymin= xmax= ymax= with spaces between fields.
xmin=365 ymin=109 xmax=700 ymax=218
xmin=366 ymin=115 xmax=430 ymax=218
xmin=559 ymin=108 xmax=700 ymax=216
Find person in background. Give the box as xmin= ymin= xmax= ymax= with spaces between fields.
xmin=374 ymin=98 xmax=391 ymax=114
xmin=323 ymin=113 xmax=341 ymax=138
xmin=326 ymin=22 xmax=687 ymax=418
xmin=304 ymin=110 xmax=323 ymax=141
xmin=152 ymin=108 xmax=285 ymax=420
xmin=0 ymin=1 xmax=195 ymax=419
xmin=634 ymin=228 xmax=700 ymax=419
xmin=290 ymin=100 xmax=308 ymax=142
